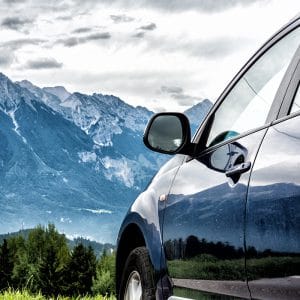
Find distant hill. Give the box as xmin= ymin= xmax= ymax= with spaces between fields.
xmin=0 ymin=228 xmax=114 ymax=257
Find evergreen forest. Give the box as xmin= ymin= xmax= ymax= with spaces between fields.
xmin=0 ymin=224 xmax=115 ymax=298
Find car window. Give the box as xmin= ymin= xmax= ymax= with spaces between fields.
xmin=290 ymin=83 xmax=300 ymax=114
xmin=206 ymin=27 xmax=300 ymax=148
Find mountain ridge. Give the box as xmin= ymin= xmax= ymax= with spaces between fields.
xmin=0 ymin=72 xmax=212 ymax=243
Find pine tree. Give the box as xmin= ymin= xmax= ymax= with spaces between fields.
xmin=7 ymin=235 xmax=29 ymax=290
xmin=3 ymin=223 xmax=71 ymax=294
xmin=27 ymin=225 xmax=46 ymax=265
xmin=92 ymin=250 xmax=116 ymax=295
xmin=66 ymin=243 xmax=96 ymax=296
xmin=0 ymin=239 xmax=14 ymax=290
xmin=38 ymin=244 xmax=63 ymax=296
xmin=35 ymin=224 xmax=70 ymax=296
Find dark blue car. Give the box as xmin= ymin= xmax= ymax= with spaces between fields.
xmin=116 ymin=15 xmax=300 ymax=300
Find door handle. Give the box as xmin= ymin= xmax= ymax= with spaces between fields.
xmin=225 ymin=161 xmax=251 ymax=177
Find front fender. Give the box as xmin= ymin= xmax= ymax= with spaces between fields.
xmin=116 ymin=155 xmax=186 ymax=296
xmin=118 ymin=191 xmax=164 ymax=273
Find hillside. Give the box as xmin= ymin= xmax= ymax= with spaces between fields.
xmin=0 ymin=228 xmax=114 ymax=257
xmin=0 ymin=72 xmax=211 ymax=243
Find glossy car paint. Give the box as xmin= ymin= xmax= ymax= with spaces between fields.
xmin=116 ymin=155 xmax=186 ymax=298
xmin=116 ymin=17 xmax=300 ymax=300
xmin=246 ymin=115 xmax=300 ymax=300
xmin=162 ymin=130 xmax=267 ymax=299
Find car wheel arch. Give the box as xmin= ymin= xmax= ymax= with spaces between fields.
xmin=116 ymin=223 xmax=146 ymax=295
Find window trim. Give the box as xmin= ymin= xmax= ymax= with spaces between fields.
xmin=276 ymin=47 xmax=300 ymax=121
xmin=194 ymin=123 xmax=270 ymax=159
xmin=193 ymin=17 xmax=300 ymax=155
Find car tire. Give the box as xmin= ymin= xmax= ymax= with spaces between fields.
xmin=120 ymin=246 xmax=156 ymax=300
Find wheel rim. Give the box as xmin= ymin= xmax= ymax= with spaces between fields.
xmin=124 ymin=270 xmax=142 ymax=300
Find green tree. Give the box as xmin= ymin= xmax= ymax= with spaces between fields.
xmin=35 ymin=224 xmax=70 ymax=295
xmin=27 ymin=225 xmax=46 ymax=265
xmin=0 ymin=239 xmax=14 ymax=290
xmin=9 ymin=224 xmax=70 ymax=293
xmin=38 ymin=244 xmax=64 ymax=296
xmin=66 ymin=243 xmax=96 ymax=296
xmin=27 ymin=224 xmax=69 ymax=267
xmin=92 ymin=250 xmax=116 ymax=296
xmin=11 ymin=251 xmax=34 ymax=290
xmin=7 ymin=235 xmax=31 ymax=289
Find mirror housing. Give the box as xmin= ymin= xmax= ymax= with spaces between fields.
xmin=143 ymin=112 xmax=193 ymax=155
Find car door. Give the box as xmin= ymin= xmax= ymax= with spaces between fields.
xmin=162 ymin=23 xmax=300 ymax=300
xmin=246 ymin=46 xmax=300 ymax=300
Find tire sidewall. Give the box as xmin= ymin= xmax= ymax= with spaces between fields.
xmin=119 ymin=247 xmax=155 ymax=300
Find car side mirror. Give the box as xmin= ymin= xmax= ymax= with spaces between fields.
xmin=143 ymin=112 xmax=193 ymax=155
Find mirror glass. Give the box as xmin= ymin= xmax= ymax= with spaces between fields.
xmin=209 ymin=144 xmax=231 ymax=171
xmin=147 ymin=115 xmax=183 ymax=152
xmin=207 ymin=141 xmax=247 ymax=173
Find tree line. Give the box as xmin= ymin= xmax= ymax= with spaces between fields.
xmin=0 ymin=224 xmax=115 ymax=297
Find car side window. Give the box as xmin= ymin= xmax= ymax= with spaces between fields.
xmin=206 ymin=27 xmax=300 ymax=148
xmin=290 ymin=83 xmax=300 ymax=114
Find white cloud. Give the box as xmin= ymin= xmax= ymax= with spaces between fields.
xmin=0 ymin=0 xmax=299 ymax=111
xmin=25 ymin=57 xmax=63 ymax=69
xmin=0 ymin=48 xmax=15 ymax=66
xmin=1 ymin=16 xmax=35 ymax=32
xmin=82 ymin=208 xmax=113 ymax=215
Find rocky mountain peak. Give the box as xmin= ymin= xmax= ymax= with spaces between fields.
xmin=43 ymin=86 xmax=71 ymax=102
xmin=0 ymin=74 xmax=36 ymax=112
xmin=0 ymin=72 xmax=212 ymax=242
xmin=184 ymin=98 xmax=213 ymax=132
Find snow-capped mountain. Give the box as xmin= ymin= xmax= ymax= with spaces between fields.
xmin=0 ymin=72 xmax=210 ymax=243
xmin=43 ymin=86 xmax=71 ymax=101
xmin=17 ymin=80 xmax=152 ymax=147
xmin=184 ymin=99 xmax=212 ymax=134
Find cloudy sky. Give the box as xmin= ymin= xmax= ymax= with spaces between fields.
xmin=0 ymin=0 xmax=299 ymax=111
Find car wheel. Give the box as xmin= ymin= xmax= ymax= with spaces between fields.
xmin=120 ymin=247 xmax=155 ymax=300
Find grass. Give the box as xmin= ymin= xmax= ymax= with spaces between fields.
xmin=168 ymin=255 xmax=245 ymax=280
xmin=0 ymin=290 xmax=116 ymax=300
xmin=168 ymin=254 xmax=300 ymax=281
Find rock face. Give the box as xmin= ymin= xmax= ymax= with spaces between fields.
xmin=184 ymin=99 xmax=212 ymax=134
xmin=0 ymin=73 xmax=210 ymax=243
